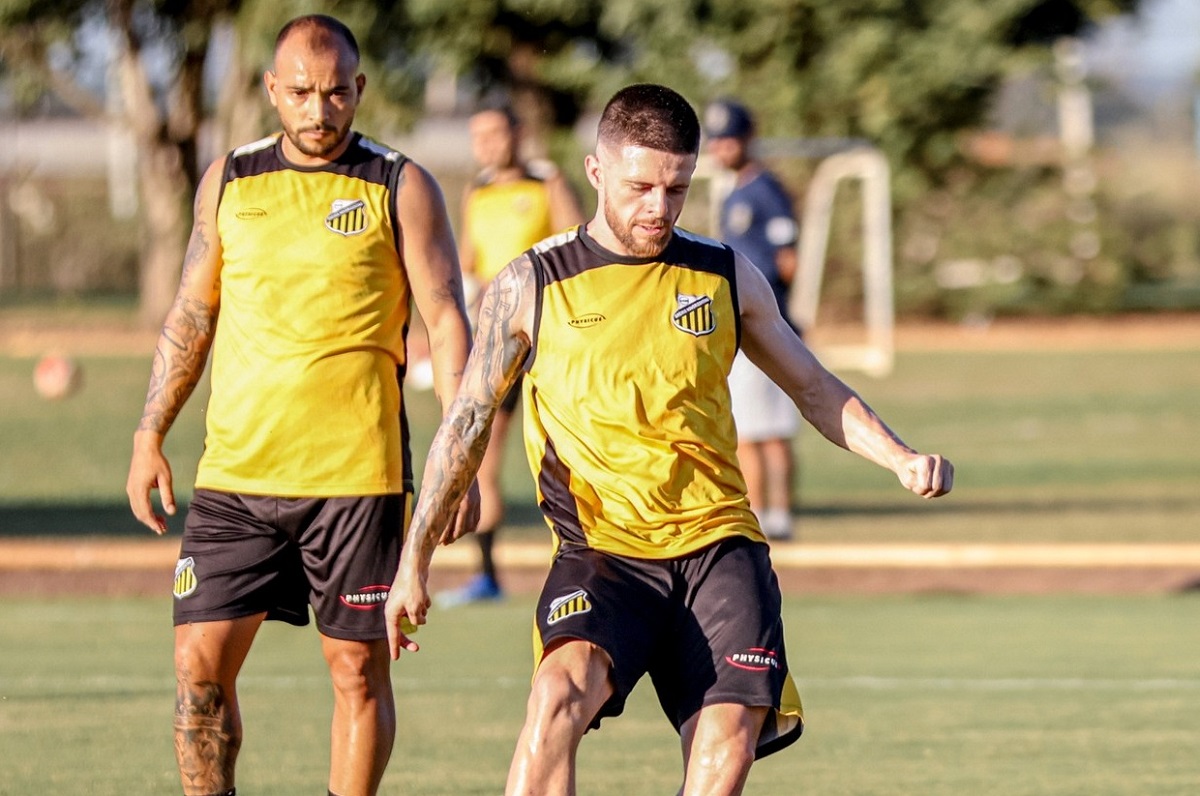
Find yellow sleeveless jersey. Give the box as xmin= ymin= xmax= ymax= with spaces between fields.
xmin=523 ymin=226 xmax=765 ymax=559
xmin=195 ymin=132 xmax=413 ymax=497
xmin=464 ymin=167 xmax=555 ymax=282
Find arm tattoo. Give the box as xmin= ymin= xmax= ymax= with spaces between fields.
xmin=475 ymin=265 xmax=530 ymax=391
xmin=174 ymin=676 xmax=239 ymax=791
xmin=410 ymin=395 xmax=495 ymax=560
xmin=137 ymin=219 xmax=219 ymax=434
xmin=410 ymin=260 xmax=534 ymax=560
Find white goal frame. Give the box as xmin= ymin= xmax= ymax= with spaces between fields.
xmin=703 ymin=139 xmax=896 ymax=377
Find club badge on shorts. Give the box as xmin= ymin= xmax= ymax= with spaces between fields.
xmin=547 ymin=589 xmax=592 ymax=625
xmin=173 ymin=557 xmax=198 ymax=599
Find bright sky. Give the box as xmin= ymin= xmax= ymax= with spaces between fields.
xmin=1085 ymin=0 xmax=1200 ymax=96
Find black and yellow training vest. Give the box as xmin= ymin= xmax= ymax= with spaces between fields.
xmin=196 ymin=132 xmax=413 ymax=497
xmin=523 ymin=226 xmax=764 ymax=559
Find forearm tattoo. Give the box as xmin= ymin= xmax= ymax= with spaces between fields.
xmin=174 ymin=677 xmax=239 ymax=792
xmin=137 ymin=219 xmax=218 ymax=434
xmin=411 ymin=262 xmax=533 ymax=559
xmin=138 ymin=295 xmax=216 ymax=433
xmin=411 ymin=395 xmax=496 ymax=559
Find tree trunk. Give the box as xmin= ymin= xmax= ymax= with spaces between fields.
xmin=134 ymin=143 xmax=192 ymax=328
xmin=108 ymin=0 xmax=205 ymax=328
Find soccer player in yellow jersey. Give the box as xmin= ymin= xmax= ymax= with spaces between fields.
xmin=438 ymin=100 xmax=584 ymax=606
xmin=125 ymin=15 xmax=478 ymax=796
xmin=385 ymin=84 xmax=953 ymax=796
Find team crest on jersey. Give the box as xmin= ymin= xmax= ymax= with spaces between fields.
xmin=325 ymin=199 xmax=368 ymax=236
xmin=546 ymin=589 xmax=592 ymax=625
xmin=173 ymin=557 xmax=198 ymax=599
xmin=672 ymin=293 xmax=716 ymax=337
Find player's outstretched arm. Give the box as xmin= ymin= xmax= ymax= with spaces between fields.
xmin=126 ymin=158 xmax=226 ymax=534
xmin=736 ymin=252 xmax=953 ymax=499
xmin=385 ymin=257 xmax=536 ymax=658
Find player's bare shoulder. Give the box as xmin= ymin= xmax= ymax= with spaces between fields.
xmin=732 ymin=248 xmax=777 ymax=319
xmin=479 ymin=253 xmax=537 ymax=343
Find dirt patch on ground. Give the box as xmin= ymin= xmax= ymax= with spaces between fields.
xmin=3 ymin=539 xmax=1199 ymax=597
xmin=4 ymin=564 xmax=1198 ymax=599
xmin=5 ymin=312 xmax=1200 ymax=358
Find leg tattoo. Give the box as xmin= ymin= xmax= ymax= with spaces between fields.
xmin=175 ymin=679 xmax=240 ymax=794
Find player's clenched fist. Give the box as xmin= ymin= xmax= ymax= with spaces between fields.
xmin=898 ymin=453 xmax=954 ymax=498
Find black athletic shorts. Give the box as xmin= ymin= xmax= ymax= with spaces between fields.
xmin=172 ymin=488 xmax=411 ymax=641
xmin=533 ymin=535 xmax=804 ymax=758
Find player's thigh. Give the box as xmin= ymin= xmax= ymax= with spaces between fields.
xmin=174 ymin=614 xmax=266 ymax=682
xmin=296 ymin=492 xmax=409 ymax=641
xmin=535 ymin=547 xmax=670 ymax=725
xmin=652 ymin=538 xmax=787 ymax=729
xmin=174 ymin=490 xmax=305 ymax=626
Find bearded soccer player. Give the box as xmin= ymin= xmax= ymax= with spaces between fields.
xmin=386 ymin=83 xmax=953 ymax=796
xmin=126 ymin=14 xmax=478 ymax=796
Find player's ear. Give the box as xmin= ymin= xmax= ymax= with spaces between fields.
xmin=355 ymin=72 xmax=366 ymax=100
xmin=584 ymin=153 xmax=602 ymax=190
xmin=263 ymin=70 xmax=278 ymax=107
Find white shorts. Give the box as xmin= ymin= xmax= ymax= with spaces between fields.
xmin=729 ymin=351 xmax=800 ymax=442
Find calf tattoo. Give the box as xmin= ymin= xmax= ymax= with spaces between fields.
xmin=175 ymin=678 xmax=240 ymax=793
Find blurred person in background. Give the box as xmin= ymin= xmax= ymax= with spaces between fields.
xmin=125 ymin=14 xmax=477 ymax=796
xmin=437 ymin=98 xmax=585 ymax=607
xmin=705 ymin=98 xmax=802 ymax=541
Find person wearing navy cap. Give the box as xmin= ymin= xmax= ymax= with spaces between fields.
xmin=704 ymin=98 xmax=801 ymax=541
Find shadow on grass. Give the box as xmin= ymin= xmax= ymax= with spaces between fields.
xmin=6 ymin=494 xmax=1200 ymax=539
xmin=0 ymin=500 xmax=550 ymax=538
xmin=798 ymin=494 xmax=1200 ymax=518
xmin=0 ymin=502 xmax=160 ymax=537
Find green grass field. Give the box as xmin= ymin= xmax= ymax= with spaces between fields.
xmin=1 ymin=593 xmax=1197 ymax=794
xmin=2 ymin=340 xmax=1200 ymax=793
xmin=3 ymin=346 xmax=1199 ymax=541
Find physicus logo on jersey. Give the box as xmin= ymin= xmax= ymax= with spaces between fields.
xmin=340 ymin=585 xmax=390 ymax=610
xmin=236 ymin=207 xmax=268 ymax=221
xmin=672 ymin=293 xmax=716 ymax=337
xmin=325 ymin=198 xmax=369 ymax=236
xmin=725 ymin=647 xmax=780 ymax=672
xmin=568 ymin=313 xmax=606 ymax=329
xmin=546 ymin=589 xmax=592 ymax=625
xmin=173 ymin=557 xmax=198 ymax=599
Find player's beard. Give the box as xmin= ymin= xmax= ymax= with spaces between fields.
xmin=283 ymin=119 xmax=352 ymax=159
xmin=604 ymin=197 xmax=673 ymax=259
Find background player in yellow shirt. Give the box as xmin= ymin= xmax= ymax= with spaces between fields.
xmin=385 ymin=84 xmax=953 ymax=795
xmin=125 ymin=15 xmax=477 ymax=796
xmin=438 ymin=100 xmax=584 ymax=606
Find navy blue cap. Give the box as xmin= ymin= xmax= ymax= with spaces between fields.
xmin=703 ymin=99 xmax=754 ymax=139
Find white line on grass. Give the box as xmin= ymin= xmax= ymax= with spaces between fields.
xmin=2 ymin=675 xmax=1197 ymax=697
xmin=800 ymin=676 xmax=1200 ymax=691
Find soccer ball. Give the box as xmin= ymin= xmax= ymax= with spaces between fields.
xmin=33 ymin=354 xmax=82 ymax=400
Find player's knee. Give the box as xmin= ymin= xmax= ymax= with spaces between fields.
xmin=174 ymin=630 xmax=224 ymax=684
xmin=325 ymin=641 xmax=390 ymax=701
xmin=527 ymin=645 xmax=609 ymax=731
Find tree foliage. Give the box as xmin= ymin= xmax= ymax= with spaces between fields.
xmin=0 ymin=0 xmax=1144 ymax=318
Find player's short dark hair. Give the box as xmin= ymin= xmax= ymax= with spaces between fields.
xmin=275 ymin=14 xmax=360 ymax=64
xmin=597 ymin=84 xmax=701 ymax=156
